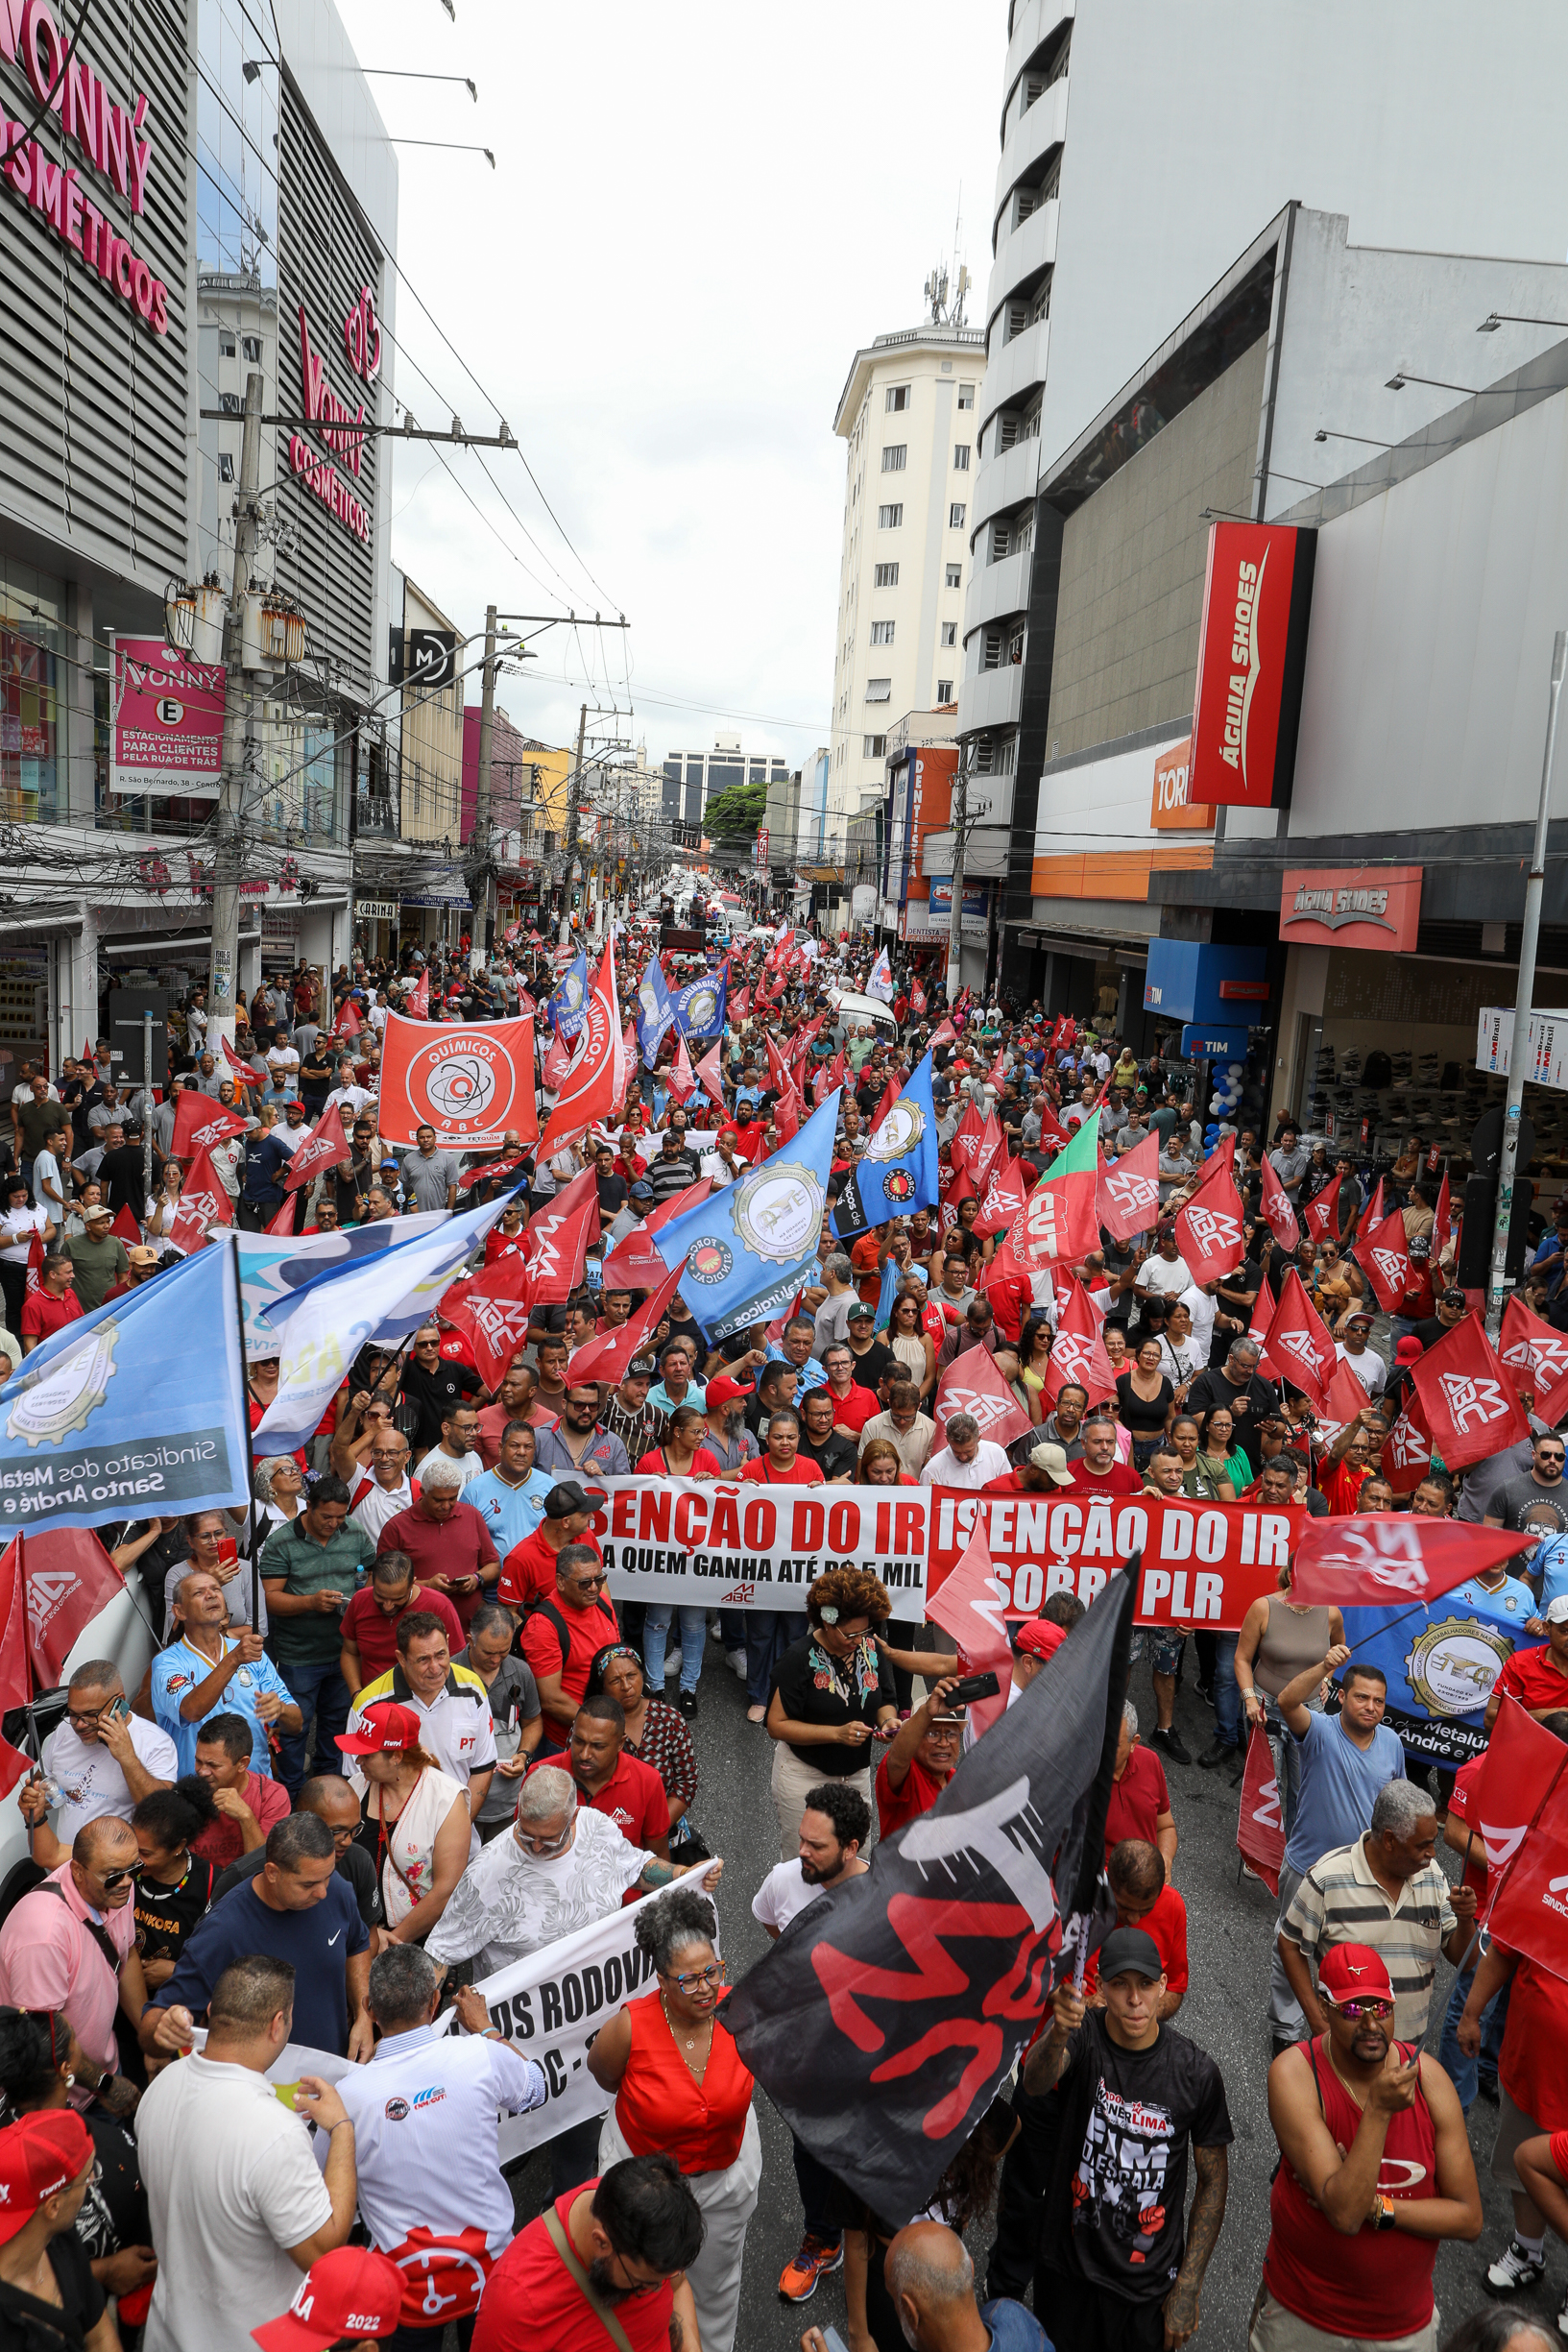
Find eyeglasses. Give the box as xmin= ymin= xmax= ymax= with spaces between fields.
xmin=66 ymin=1702 xmax=119 ymax=1730
xmin=567 ymin=1573 xmax=609 ymax=1591
xmin=666 ymin=1962 xmax=727 ymax=1994
xmin=1328 ymin=1995 xmax=1393 ymax=2020
xmin=513 ymin=1820 xmax=574 ymax=1857
xmin=96 ymin=1865 xmax=138 ymax=1892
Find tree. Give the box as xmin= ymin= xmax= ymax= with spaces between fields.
xmin=701 ymin=778 xmax=768 ymax=845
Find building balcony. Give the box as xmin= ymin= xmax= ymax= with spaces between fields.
xmin=1003 ymin=0 xmax=1073 ymax=111
xmin=979 ymin=316 xmax=1050 ymax=437
xmin=972 ymin=435 xmax=1043 ymax=538
xmin=986 ymin=201 xmax=1058 ymax=339
xmin=992 ymin=76 xmax=1068 ymax=242
xmin=965 ymin=549 xmax=1033 ymax=636
xmin=956 ymin=664 xmax=1025 ymax=738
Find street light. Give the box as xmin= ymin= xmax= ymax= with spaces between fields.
xmin=1386 ymin=370 xmax=1508 ymax=397
xmin=1479 ymin=312 xmax=1568 ymax=333
xmin=364 ymin=70 xmax=477 ymax=100
xmin=388 ymin=138 xmax=495 ymax=166
xmin=1315 ymin=427 xmax=1396 ymax=449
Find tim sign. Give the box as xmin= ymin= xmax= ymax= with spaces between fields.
xmin=1188 ymin=522 xmax=1315 ymax=810
xmin=1279 ymin=866 xmax=1423 ymax=954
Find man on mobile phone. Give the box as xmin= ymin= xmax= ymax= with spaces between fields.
xmin=876 ymin=1680 xmax=965 ymax=1838
xmin=21 ymin=1661 xmax=177 ymax=1864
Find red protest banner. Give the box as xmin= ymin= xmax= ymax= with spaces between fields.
xmin=1237 ymin=1722 xmax=1285 ymax=1898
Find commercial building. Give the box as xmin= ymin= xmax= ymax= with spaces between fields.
xmin=1001 ymin=197 xmax=1568 ymax=1167
xmin=660 ymin=737 xmax=788 ymax=834
xmin=956 ymin=0 xmax=1568 ymax=948
xmin=1 ymin=0 xmax=398 ymax=1067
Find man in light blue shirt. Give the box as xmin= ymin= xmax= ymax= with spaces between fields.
xmin=150 ymin=1569 xmax=298 ymax=1775
xmin=1267 ymin=1640 xmax=1406 ymax=2053
xmin=766 ymin=1315 xmax=827 ymax=1397
xmin=465 ymin=1421 xmax=554 ymax=1556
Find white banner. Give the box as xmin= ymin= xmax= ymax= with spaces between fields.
xmin=591 ymin=1476 xmax=929 ymax=1615
xmin=442 ymin=1874 xmax=723 ymax=2162
xmin=234 ymin=1218 xmax=447 ymax=1360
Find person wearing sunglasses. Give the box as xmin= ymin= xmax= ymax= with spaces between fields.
xmin=21 ymin=1660 xmax=178 ymax=1867
xmin=1255 ymin=1942 xmax=1481 ymax=2351
xmin=0 ymin=1817 xmax=150 ymax=2122
xmin=587 ymin=1887 xmax=758 ymax=2352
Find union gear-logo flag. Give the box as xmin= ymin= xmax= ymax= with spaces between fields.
xmin=721 ymin=1571 xmax=1133 ymax=2227
xmin=1411 ymin=1313 xmax=1530 ymax=1470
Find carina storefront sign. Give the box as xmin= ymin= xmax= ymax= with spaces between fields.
xmin=1188 ymin=521 xmax=1315 ymax=810
xmin=1 ymin=0 xmax=170 ymax=334
xmin=287 ymin=301 xmax=374 ymax=547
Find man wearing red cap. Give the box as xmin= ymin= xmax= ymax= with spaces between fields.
xmin=252 ymin=2245 xmax=405 ymax=2352
xmin=1258 ymin=1942 xmax=1481 ymax=2350
xmin=960 ymin=1610 xmax=1072 ymax=1755
xmin=0 ymin=2108 xmax=105 ymax=2337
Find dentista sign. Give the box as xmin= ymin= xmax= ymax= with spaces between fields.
xmin=1 ymin=0 xmax=170 ymax=334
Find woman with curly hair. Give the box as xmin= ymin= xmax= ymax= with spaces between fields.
xmin=764 ymin=1566 xmax=897 ymax=1858
xmin=587 ymin=1886 xmax=759 ymax=2352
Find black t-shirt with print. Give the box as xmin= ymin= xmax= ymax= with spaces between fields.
xmin=1041 ymin=2011 xmax=1233 ymax=2305
xmin=401 ymin=1357 xmax=482 ymax=1450
xmin=133 ymin=1853 xmax=219 ymax=1965
xmin=799 ymin=1430 xmax=858 ymax=1483
xmin=770 ymin=1633 xmax=889 ymax=1776
xmin=1491 ymin=1474 xmax=1568 ymax=1534
xmin=846 ymin=1339 xmax=897 ymax=1395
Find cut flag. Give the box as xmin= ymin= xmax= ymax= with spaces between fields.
xmin=1018 ymin=1114 xmax=1101 ymax=1270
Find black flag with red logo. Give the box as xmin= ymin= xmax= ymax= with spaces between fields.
xmin=721 ymin=1569 xmax=1133 ymax=2226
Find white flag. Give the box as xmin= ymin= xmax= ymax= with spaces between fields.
xmin=867 ymin=947 xmax=895 ymax=1003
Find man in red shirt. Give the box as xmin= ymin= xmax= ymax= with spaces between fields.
xmin=740 ymin=1409 xmax=823 ymax=1487
xmin=499 ymin=1482 xmax=605 ymax=1611
xmin=1084 ymin=1839 xmax=1190 ymax=2015
xmin=848 ymin=1226 xmax=885 ymax=1304
xmin=820 ymin=1344 xmax=880 ymax=1438
xmin=472 ymin=2162 xmax=703 ymax=2352
xmin=1068 ymin=1412 xmax=1144 ymax=1498
xmin=876 ymin=1677 xmax=963 ymax=1839
xmin=337 ymin=1553 xmax=465 ymax=1696
xmin=982 ymin=1442 xmax=1075 ymax=1496
xmin=376 ymin=1464 xmax=498 ymax=1633
xmin=1485 ymin=1595 xmax=1568 ymax=1725
xmin=1102 ymin=1699 xmax=1177 ymax=1871
xmin=187 ymin=1714 xmax=291 ymax=1869
xmin=20 ymin=1253 xmax=82 ymax=1352
xmin=520 ymin=1543 xmax=621 ymax=1751
xmin=543 ymin=1697 xmax=669 ymax=1857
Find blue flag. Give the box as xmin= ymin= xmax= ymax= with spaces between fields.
xmin=874 ymin=1249 xmax=903 ymax=1332
xmin=549 ymin=952 xmax=590 ymax=1041
xmin=636 ymin=955 xmax=675 ymax=1069
xmin=832 ymin=1050 xmax=940 ymax=1239
xmin=673 ymin=968 xmax=727 ymax=1044
xmin=651 ymin=1089 xmax=842 ymax=1342
xmin=1341 ymin=1574 xmax=1545 ymax=1767
xmin=0 ymin=1245 xmax=251 ymax=1534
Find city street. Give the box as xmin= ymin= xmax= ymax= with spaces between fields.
xmin=498 ymin=1632 xmax=1558 ymax=2351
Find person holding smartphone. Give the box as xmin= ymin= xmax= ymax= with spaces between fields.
xmin=875 ymin=1678 xmax=966 ymax=1839
xmin=21 ymin=1664 xmax=177 ymax=1867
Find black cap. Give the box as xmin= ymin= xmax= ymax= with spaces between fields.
xmin=543 ymin=1481 xmax=607 ymax=1519
xmin=1096 ymin=1927 xmax=1165 ymax=1983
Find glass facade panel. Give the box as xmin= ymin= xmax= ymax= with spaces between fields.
xmin=0 ymin=555 xmax=66 ymax=825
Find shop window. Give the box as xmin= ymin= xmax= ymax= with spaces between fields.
xmin=0 ymin=558 xmax=64 ymax=824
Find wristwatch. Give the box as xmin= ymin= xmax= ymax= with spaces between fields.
xmin=1373 ymin=2194 xmax=1397 ymax=2231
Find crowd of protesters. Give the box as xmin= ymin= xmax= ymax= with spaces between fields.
xmin=0 ymin=901 xmax=1564 ymax=2352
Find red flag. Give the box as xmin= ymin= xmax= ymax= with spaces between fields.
xmin=440 ymin=1256 xmax=534 ymax=1391
xmin=457 ymin=1151 xmax=527 ymax=1197
xmin=109 ymin=1204 xmax=141 ymax=1247
xmin=1411 ymin=1312 xmax=1531 ymax=1471
xmin=665 ymin=1036 xmax=697 ymax=1104
xmin=928 ymin=1019 xmax=957 ymax=1055
xmin=1097 ymin=1130 xmax=1161 ymax=1246
xmin=405 ymin=969 xmax=430 ymax=1020
xmin=599 ymin=1177 xmax=713 ymax=1289
xmin=542 ymin=1023 xmax=579 ymax=1094
xmin=81 ymin=1035 xmax=92 ymax=1063
xmin=932 ymin=1345 xmax=1032 ymax=1451
xmin=1258 ymin=1152 xmax=1299 ymax=1252
xmin=1236 ymin=1722 xmax=1285 ymax=1898
xmin=731 ymin=987 xmax=751 ymax=1022
xmin=537 ymin=944 xmax=626 ymax=1159
xmin=1434 ymin=1169 xmax=1453 ymax=1261
xmin=1302 ymin=1185 xmax=1339 ymax=1245
xmin=171 ymin=1090 xmax=249 ymax=1159
xmin=1247 ymin=1277 xmax=1282 ymax=1381
xmin=1472 ymin=1696 xmax=1568 ymax=1913
xmin=280 ymin=1102 xmax=350 ymax=1193
xmin=1173 ymin=1153 xmax=1246 ymax=1284
xmin=1363 ymin=1177 xmax=1387 ymax=1236
xmin=220 ymin=1034 xmax=255 ymax=1080
xmin=1485 ymin=1785 xmax=1568 ymax=1983
xmin=1500 ymin=1294 xmax=1568 ymax=1426
xmin=520 ymin=1165 xmax=600 ymax=1304
xmin=0 ymin=1540 xmax=32 ymax=1711
xmin=1381 ymin=1388 xmax=1435 ymax=1494
xmin=566 ymin=1259 xmax=687 ymax=1388
xmin=331 ymin=994 xmax=362 ymax=1038
xmin=695 ymin=1041 xmax=725 ymax=1103
xmin=910 ymin=982 xmax=927 ymax=1016
xmin=1018 ymin=1116 xmax=1101 ymax=1271
xmin=974 ymin=1152 xmax=1027 ymax=1240
xmin=18 ymin=1528 xmax=127 ymax=1691
xmin=24 ymin=1232 xmax=44 ymax=1296
xmin=986 ymin=1045 xmax=1009 ymax=1091
xmin=870 ymin=1072 xmax=900 ymax=1136
xmin=180 ymin=1143 xmax=232 ymax=1233
xmin=925 ymin=1515 xmax=1012 ymax=1743
xmin=266 ymin=1194 xmax=298 ymax=1237
xmin=1267 ymin=1269 xmax=1338 ymax=1408
xmin=763 ymin=1031 xmax=794 ymax=1097
xmin=1315 ymin=1358 xmax=1379 ymax=1451
xmin=1290 ymin=1515 xmax=1534 ymax=1610
xmin=1041 ymin=1277 xmax=1118 ymax=1410
xmin=950 ymin=1101 xmax=992 ymax=1185
xmin=1358 ymin=1203 xmax=1412 ymax=1316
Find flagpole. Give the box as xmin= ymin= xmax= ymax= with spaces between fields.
xmin=230 ymin=1232 xmax=259 ymax=1629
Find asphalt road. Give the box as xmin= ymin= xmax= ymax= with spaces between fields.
xmin=495 ymin=1634 xmax=1563 ymax=2352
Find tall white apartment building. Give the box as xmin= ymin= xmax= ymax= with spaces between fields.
xmin=829 ymin=319 xmax=985 ymax=852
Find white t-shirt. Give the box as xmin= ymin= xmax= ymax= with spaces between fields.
xmin=266 ymin=1044 xmax=301 ymax=1081
xmin=752 ymin=1858 xmax=833 ymax=1935
xmin=424 ymin=1806 xmax=650 ymax=1976
xmin=1177 ymin=1284 xmax=1218 ymax=1363
xmin=413 ymin=1445 xmax=483 ymax=1493
xmin=326 ymin=1084 xmax=374 ymax=1120
xmin=919 ymin=1441 xmax=1012 ymax=1489
xmin=1138 ymin=1250 xmax=1193 ymax=1298
xmin=138 ymin=2052 xmax=333 ymax=2352
xmin=1335 ymin=1342 xmax=1387 ymax=1397
xmin=41 ymin=1714 xmax=179 ymax=1845
xmin=347 ymin=1472 xmax=414 ymax=1546
xmin=0 ymin=1204 xmax=49 ymax=1265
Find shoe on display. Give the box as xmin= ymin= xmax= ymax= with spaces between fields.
xmin=778 ymin=2236 xmax=844 ymax=2304
xmin=1149 ymin=1725 xmax=1191 ymax=1767
xmin=1484 ymin=2240 xmax=1547 ymax=2297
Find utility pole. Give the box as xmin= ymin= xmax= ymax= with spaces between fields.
xmin=207 ymin=369 xmax=264 ymax=1055
xmin=470 ymin=601 xmax=497 ymax=972
xmin=1488 ymin=626 xmax=1566 ymax=1337
xmin=562 ymin=700 xmax=587 ymax=947
xmin=945 ymin=749 xmax=969 ymax=1009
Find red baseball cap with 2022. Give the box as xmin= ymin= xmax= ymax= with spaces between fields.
xmin=253 ymin=2245 xmax=406 ymax=2350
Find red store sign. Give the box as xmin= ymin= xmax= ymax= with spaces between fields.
xmin=1 ymin=0 xmax=169 ymax=334
xmin=1189 ymin=521 xmax=1315 ymax=810
xmin=289 ymin=300 xmax=374 ymax=547
xmin=1279 ymin=864 xmax=1423 ymax=954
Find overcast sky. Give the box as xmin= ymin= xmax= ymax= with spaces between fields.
xmin=334 ymin=0 xmax=1001 ymax=772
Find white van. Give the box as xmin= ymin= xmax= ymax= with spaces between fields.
xmin=829 ymin=987 xmax=901 ymax=1042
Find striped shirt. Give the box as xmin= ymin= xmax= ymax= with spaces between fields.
xmin=1282 ymin=1834 xmax=1457 ymax=2041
